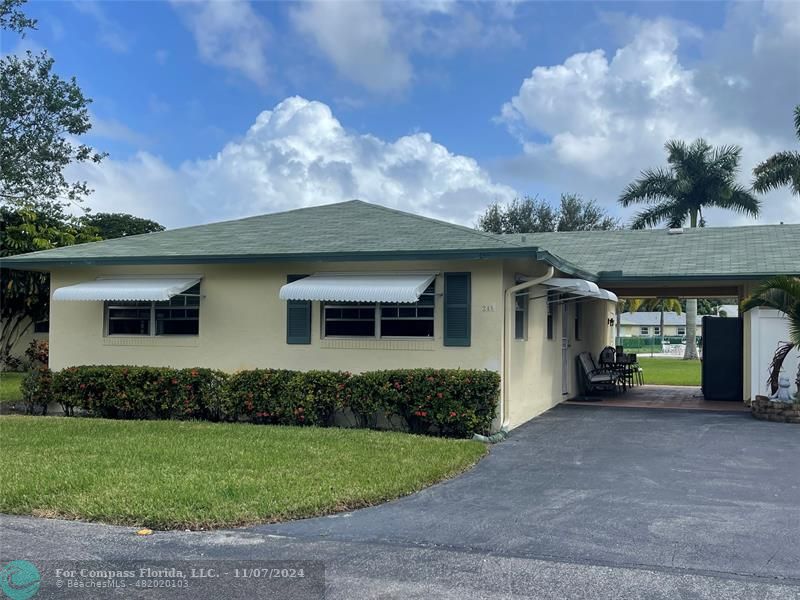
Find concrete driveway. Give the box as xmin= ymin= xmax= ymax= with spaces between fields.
xmin=2 ymin=405 xmax=799 ymax=599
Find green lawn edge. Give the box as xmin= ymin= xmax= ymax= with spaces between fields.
xmin=0 ymin=416 xmax=487 ymax=530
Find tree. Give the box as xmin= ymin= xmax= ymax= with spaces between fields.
xmin=1 ymin=1 xmax=105 ymax=207
xmin=0 ymin=0 xmax=35 ymax=33
xmin=619 ymin=139 xmax=760 ymax=359
xmin=753 ymin=105 xmax=800 ymax=196
xmin=557 ymin=193 xmax=619 ymax=231
xmin=81 ymin=212 xmax=165 ymax=240
xmin=742 ymin=276 xmax=800 ymax=397
xmin=0 ymin=205 xmax=99 ymax=364
xmin=478 ymin=194 xmax=618 ymax=234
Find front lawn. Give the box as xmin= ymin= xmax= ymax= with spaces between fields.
xmin=638 ymin=357 xmax=701 ymax=386
xmin=0 ymin=417 xmax=486 ymax=529
xmin=0 ymin=372 xmax=25 ymax=404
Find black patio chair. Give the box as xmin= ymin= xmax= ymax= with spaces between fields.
xmin=577 ymin=352 xmax=619 ymax=396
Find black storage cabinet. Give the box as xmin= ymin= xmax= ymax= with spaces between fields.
xmin=701 ymin=316 xmax=743 ymax=401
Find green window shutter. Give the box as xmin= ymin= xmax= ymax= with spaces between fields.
xmin=444 ymin=272 xmax=471 ymax=347
xmin=286 ymin=275 xmax=311 ymax=344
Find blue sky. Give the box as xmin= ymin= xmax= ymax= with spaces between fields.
xmin=6 ymin=0 xmax=799 ymax=228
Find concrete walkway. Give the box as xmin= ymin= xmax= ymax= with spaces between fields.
xmin=567 ymin=385 xmax=749 ymax=411
xmin=1 ymin=406 xmax=798 ymax=599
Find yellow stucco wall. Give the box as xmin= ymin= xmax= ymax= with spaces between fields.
xmin=48 ymin=260 xmax=506 ymax=374
xmin=502 ymin=261 xmax=615 ymax=428
xmin=47 ymin=259 xmax=617 ymax=429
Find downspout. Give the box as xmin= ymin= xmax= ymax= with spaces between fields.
xmin=500 ymin=266 xmax=555 ymax=430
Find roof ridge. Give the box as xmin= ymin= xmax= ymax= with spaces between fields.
xmin=355 ymin=200 xmax=524 ymax=248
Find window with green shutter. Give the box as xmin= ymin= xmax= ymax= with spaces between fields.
xmin=286 ymin=275 xmax=311 ymax=344
xmin=444 ymin=272 xmax=471 ymax=347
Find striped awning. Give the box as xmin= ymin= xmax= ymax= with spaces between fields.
xmin=279 ymin=273 xmax=436 ymax=303
xmin=53 ymin=277 xmax=200 ymax=302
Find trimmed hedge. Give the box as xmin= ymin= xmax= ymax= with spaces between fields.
xmin=22 ymin=366 xmax=499 ymax=437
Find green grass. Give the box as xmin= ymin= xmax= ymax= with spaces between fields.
xmin=0 ymin=416 xmax=487 ymax=529
xmin=638 ymin=357 xmax=701 ymax=386
xmin=0 ymin=372 xmax=25 ymax=404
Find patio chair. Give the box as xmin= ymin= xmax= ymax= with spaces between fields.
xmin=577 ymin=352 xmax=619 ymax=396
xmin=599 ymin=346 xmax=616 ymax=365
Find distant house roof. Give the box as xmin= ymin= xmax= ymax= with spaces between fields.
xmin=3 ymin=200 xmax=799 ymax=283
xmin=620 ymin=312 xmax=702 ymax=326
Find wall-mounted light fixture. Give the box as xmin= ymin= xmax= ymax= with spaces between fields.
xmin=607 ymin=317 xmax=615 ymax=327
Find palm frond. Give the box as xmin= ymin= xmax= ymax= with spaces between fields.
xmin=618 ymin=168 xmax=678 ymax=207
xmin=742 ymin=276 xmax=800 ymax=346
xmin=752 ymin=151 xmax=800 ymax=194
xmin=629 ymin=202 xmax=682 ymax=229
xmin=710 ymin=185 xmax=761 ymax=217
xmin=794 ymin=104 xmax=800 ymax=141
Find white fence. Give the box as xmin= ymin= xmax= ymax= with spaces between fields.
xmin=747 ymin=308 xmax=799 ymax=399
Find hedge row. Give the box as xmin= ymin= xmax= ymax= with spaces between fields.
xmin=21 ymin=366 xmax=499 ymax=438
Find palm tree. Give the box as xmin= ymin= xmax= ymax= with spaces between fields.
xmin=741 ymin=276 xmax=800 ymax=398
xmin=753 ymin=105 xmax=800 ymax=196
xmin=619 ymin=139 xmax=761 ymax=360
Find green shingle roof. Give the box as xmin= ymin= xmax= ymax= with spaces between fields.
xmin=2 ymin=200 xmax=798 ymax=281
xmin=499 ymin=225 xmax=799 ymax=282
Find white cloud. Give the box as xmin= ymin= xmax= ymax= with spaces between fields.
xmin=498 ymin=8 xmax=800 ymax=226
xmin=72 ymin=1 xmax=131 ymax=53
xmin=72 ymin=97 xmax=516 ymax=228
xmin=290 ymin=0 xmax=520 ymax=94
xmin=170 ymin=0 xmax=270 ymax=88
xmin=88 ymin=113 xmax=152 ymax=147
xmin=290 ymin=1 xmax=411 ymax=93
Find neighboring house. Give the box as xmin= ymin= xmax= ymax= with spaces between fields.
xmin=618 ymin=312 xmax=703 ymax=339
xmin=2 ymin=200 xmax=797 ymax=428
xmin=1 ymin=317 xmax=48 ymax=368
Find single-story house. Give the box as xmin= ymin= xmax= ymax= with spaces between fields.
xmin=2 ymin=200 xmax=798 ymax=428
xmin=618 ymin=311 xmax=703 ymax=338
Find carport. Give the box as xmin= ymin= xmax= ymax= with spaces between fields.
xmin=508 ymin=223 xmax=799 ymax=404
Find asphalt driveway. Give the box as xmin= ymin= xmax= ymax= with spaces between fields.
xmin=2 ymin=405 xmax=799 ymax=599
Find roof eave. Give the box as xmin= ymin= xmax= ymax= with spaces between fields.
xmin=0 ymin=246 xmax=546 ymax=270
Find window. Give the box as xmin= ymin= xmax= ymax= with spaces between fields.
xmin=574 ymin=302 xmax=582 ymax=340
xmin=677 ymin=326 xmax=686 ymax=336
xmin=323 ymin=283 xmax=435 ymax=338
xmin=640 ymin=326 xmax=649 ymax=335
xmin=546 ymin=291 xmax=556 ymax=340
xmin=33 ymin=320 xmax=49 ymax=333
xmin=514 ymin=291 xmax=527 ymax=340
xmin=653 ymin=326 xmax=661 ymax=336
xmin=106 ymin=283 xmax=200 ymax=336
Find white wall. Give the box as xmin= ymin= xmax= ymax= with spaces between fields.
xmin=746 ymin=307 xmax=799 ymax=399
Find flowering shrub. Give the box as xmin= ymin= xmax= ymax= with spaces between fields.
xmin=354 ymin=369 xmax=500 ymax=437
xmin=50 ymin=366 xmax=227 ymax=420
xmin=34 ymin=366 xmax=500 ymax=438
xmin=25 ymin=339 xmax=49 ymax=367
xmin=223 ymin=369 xmax=297 ymax=424
xmin=20 ymin=367 xmax=53 ymax=415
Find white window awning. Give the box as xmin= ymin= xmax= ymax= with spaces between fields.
xmin=590 ymin=289 xmax=619 ymax=303
xmin=53 ymin=277 xmax=201 ymax=302
xmin=279 ymin=273 xmax=436 ymax=303
xmin=542 ymin=278 xmax=601 ymax=296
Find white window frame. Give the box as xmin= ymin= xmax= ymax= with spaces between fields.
xmin=104 ymin=284 xmax=201 ymax=337
xmin=640 ymin=326 xmax=650 ymax=335
xmin=321 ymin=283 xmax=435 ymax=340
xmin=514 ymin=291 xmax=528 ymax=340
xmin=653 ymin=326 xmax=661 ymax=336
xmin=677 ymin=326 xmax=686 ymax=336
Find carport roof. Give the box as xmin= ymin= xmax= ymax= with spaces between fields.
xmin=500 ymin=224 xmax=799 ymax=283
xmin=2 ymin=200 xmax=798 ymax=283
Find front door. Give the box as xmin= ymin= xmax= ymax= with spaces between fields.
xmin=562 ymin=302 xmax=569 ymax=395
